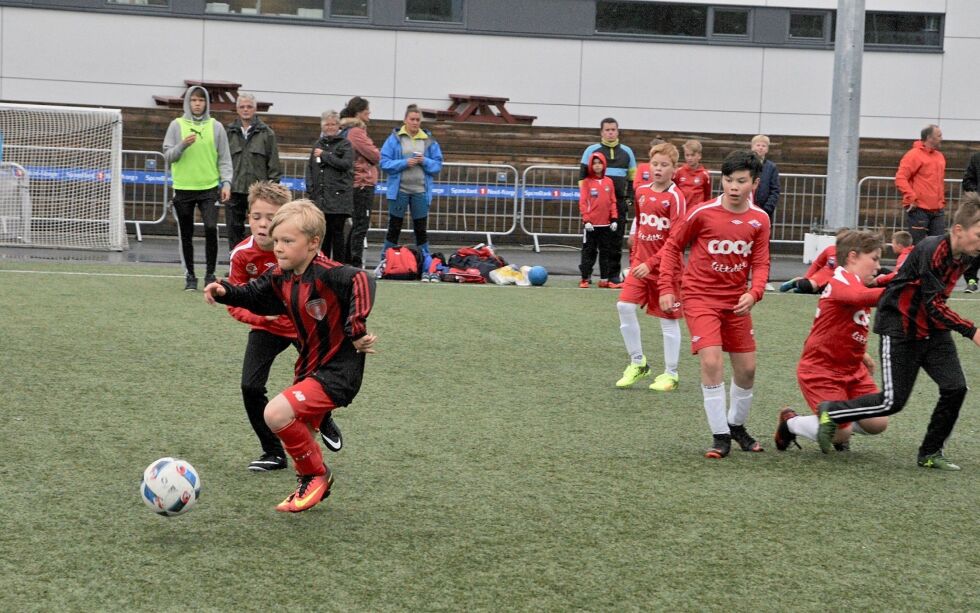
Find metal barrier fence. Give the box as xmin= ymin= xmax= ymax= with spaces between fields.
xmin=280 ymin=156 xmax=520 ymax=245
xmin=857 ymin=176 xmax=962 ymax=236
xmin=122 ymin=150 xmax=169 ymax=241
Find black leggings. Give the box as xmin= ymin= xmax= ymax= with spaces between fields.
xmin=386 ymin=215 xmax=428 ymax=248
xmin=321 ymin=213 xmax=349 ymax=261
xmin=241 ymin=330 xmax=295 ymax=455
xmin=172 ymin=188 xmax=219 ymax=277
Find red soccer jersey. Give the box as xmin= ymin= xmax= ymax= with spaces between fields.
xmin=874 ymin=245 xmax=914 ymax=286
xmin=658 ymin=196 xmax=771 ymax=309
xmin=633 ymin=162 xmax=651 ymax=189
xmin=798 ymin=267 xmax=885 ymax=373
xmin=632 ymin=181 xmax=686 ymax=270
xmin=227 ymin=236 xmax=297 ymax=340
xmin=673 ymin=164 xmax=712 ymax=209
xmin=805 ymin=244 xmax=837 ymax=288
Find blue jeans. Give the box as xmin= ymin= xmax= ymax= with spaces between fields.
xmin=907 ymin=208 xmax=945 ymax=244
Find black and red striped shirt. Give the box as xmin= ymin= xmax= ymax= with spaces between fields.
xmin=216 ymin=253 xmax=375 ymax=406
xmin=874 ymin=235 xmax=977 ymax=340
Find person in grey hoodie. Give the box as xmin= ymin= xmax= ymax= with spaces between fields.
xmin=162 ymin=85 xmax=232 ymax=290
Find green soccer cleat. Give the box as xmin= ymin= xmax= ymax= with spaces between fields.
xmin=965 ymin=279 xmax=978 ymax=294
xmin=616 ymin=358 xmax=651 ymax=388
xmin=649 ymin=372 xmax=679 ymax=392
xmin=816 ymin=402 xmax=837 ymax=454
xmin=917 ymin=452 xmax=961 ymax=471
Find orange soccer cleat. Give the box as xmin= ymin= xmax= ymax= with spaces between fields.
xmin=275 ymin=468 xmax=334 ymax=513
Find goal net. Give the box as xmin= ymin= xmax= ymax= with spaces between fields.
xmin=0 ymin=103 xmax=127 ymax=251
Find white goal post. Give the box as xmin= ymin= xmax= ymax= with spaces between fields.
xmin=0 ymin=103 xmax=127 ymax=251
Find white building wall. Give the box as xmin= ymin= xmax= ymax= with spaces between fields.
xmin=0 ymin=4 xmax=976 ymax=139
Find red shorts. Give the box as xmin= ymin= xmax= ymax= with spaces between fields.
xmin=683 ymin=300 xmax=755 ymax=354
xmin=797 ymin=364 xmax=878 ymax=415
xmin=618 ymin=273 xmax=683 ymax=319
xmin=281 ymin=377 xmax=337 ymax=427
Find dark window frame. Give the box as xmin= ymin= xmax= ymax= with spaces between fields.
xmin=329 ymin=0 xmax=370 ymax=19
xmin=405 ymin=0 xmax=464 ymax=25
xmin=708 ymin=6 xmax=751 ymax=39
xmin=788 ymin=10 xmax=830 ymax=43
xmin=105 ymin=0 xmax=169 ymax=7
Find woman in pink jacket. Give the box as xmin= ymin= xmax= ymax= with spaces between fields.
xmin=339 ymin=97 xmax=381 ymax=268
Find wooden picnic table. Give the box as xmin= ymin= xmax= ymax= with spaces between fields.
xmin=421 ymin=93 xmax=535 ymax=125
xmin=153 ymin=79 xmax=273 ymax=112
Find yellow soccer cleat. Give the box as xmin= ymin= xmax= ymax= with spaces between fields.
xmin=649 ymin=372 xmax=679 ymax=392
xmin=616 ymin=358 xmax=650 ymax=388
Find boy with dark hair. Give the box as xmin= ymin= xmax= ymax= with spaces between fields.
xmin=578 ymin=151 xmax=620 ymax=288
xmin=205 ymin=199 xmax=377 ymax=511
xmin=225 ymin=182 xmax=342 ymax=472
xmin=658 ymin=150 xmax=771 ymax=458
xmin=616 ymin=143 xmax=686 ymax=391
xmin=817 ymin=194 xmax=980 ymax=470
xmin=162 ymin=86 xmax=232 ymax=290
xmin=775 ymin=230 xmax=889 ymax=452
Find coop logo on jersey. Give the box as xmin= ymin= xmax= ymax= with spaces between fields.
xmin=305 ymin=299 xmax=327 ymax=321
xmin=639 ymin=212 xmax=670 ymax=231
xmin=748 ymin=219 xmax=762 ymax=229
xmin=707 ymin=239 xmax=752 ymax=255
xmin=245 ymin=263 xmax=259 ymax=275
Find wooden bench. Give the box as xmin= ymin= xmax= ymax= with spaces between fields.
xmin=153 ymin=79 xmax=272 ymax=112
xmin=421 ymin=93 xmax=536 ymax=125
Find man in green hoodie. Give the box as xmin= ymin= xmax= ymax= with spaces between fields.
xmin=163 ymin=86 xmax=232 ymax=291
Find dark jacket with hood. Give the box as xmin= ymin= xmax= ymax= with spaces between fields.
xmin=226 ymin=116 xmax=282 ymax=194
xmin=305 ymin=132 xmax=354 ymax=215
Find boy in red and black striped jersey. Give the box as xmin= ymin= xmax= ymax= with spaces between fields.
xmin=817 ymin=195 xmax=980 ymax=470
xmin=206 ymin=199 xmax=377 ymax=511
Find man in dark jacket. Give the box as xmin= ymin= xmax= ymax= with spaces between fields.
xmin=226 ymin=93 xmax=282 ymax=251
xmin=961 ymin=150 xmax=980 ymax=292
xmin=751 ymin=134 xmax=780 ymax=225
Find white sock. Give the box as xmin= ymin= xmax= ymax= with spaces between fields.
xmin=617 ymin=301 xmax=644 ymax=364
xmin=659 ymin=318 xmax=681 ymax=376
xmin=788 ymin=414 xmax=819 ymax=441
xmin=702 ymin=383 xmax=729 ymax=435
xmin=852 ymin=422 xmax=868 ymax=435
xmin=727 ymin=380 xmax=753 ymax=426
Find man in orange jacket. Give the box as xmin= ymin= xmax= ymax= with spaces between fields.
xmin=895 ymin=124 xmax=946 ymax=244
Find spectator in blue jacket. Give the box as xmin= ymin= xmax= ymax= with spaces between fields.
xmin=377 ymin=104 xmax=444 ymax=275
xmin=751 ymin=134 xmax=780 ymax=224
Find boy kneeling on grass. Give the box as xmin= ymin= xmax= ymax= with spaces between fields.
xmin=205 ymin=199 xmax=377 ymax=511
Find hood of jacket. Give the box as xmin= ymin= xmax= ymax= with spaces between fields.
xmin=340 ymin=116 xmax=366 ymax=131
xmin=586 ymin=151 xmax=608 ymax=179
xmin=183 ymin=85 xmax=211 ymax=122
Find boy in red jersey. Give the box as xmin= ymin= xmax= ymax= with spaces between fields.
xmin=873 ymin=230 xmax=914 ymax=286
xmin=658 ymin=150 xmax=771 ymax=458
xmin=779 ymin=227 xmax=850 ymax=293
xmin=816 ymin=195 xmax=980 ymax=470
xmin=579 ymin=151 xmax=621 ymax=288
xmin=205 ymin=199 xmax=377 ymax=511
xmin=774 ymin=231 xmax=889 ymax=452
xmin=616 ymin=143 xmax=687 ymax=391
xmin=673 ymin=140 xmax=712 ymax=210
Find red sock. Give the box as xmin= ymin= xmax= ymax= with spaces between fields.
xmin=273 ymin=419 xmax=326 ymax=476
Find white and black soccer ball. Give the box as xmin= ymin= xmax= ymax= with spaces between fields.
xmin=140 ymin=457 xmax=201 ymax=516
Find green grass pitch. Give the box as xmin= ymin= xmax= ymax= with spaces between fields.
xmin=2 ymin=262 xmax=979 ymax=611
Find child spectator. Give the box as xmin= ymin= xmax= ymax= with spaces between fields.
xmin=779 ymin=227 xmax=850 ymax=293
xmin=578 ymin=151 xmax=620 ymax=288
xmin=616 ymin=143 xmax=686 ymax=391
xmin=205 ymin=199 xmax=377 ymax=511
xmin=816 ymin=194 xmax=980 ymax=470
xmin=673 ymin=140 xmax=712 ymax=210
xmin=775 ymin=230 xmax=889 ymax=452
xmin=873 ymin=230 xmax=914 ymax=286
xmin=162 ymin=86 xmax=232 ymax=290
xmin=306 ymin=110 xmax=353 ymax=262
xmin=657 ymin=150 xmax=771 ymax=458
xmin=225 ymin=182 xmax=343 ymax=472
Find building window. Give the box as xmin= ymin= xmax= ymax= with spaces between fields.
xmin=406 ymin=0 xmax=463 ymax=23
xmin=331 ymin=0 xmax=368 ymax=18
xmin=107 ymin=0 xmax=169 ymax=6
xmin=711 ymin=9 xmax=748 ymax=36
xmin=596 ymin=1 xmax=707 ymax=38
xmin=866 ymin=12 xmax=942 ymax=47
xmin=205 ymin=1 xmax=324 ymax=19
xmin=789 ymin=12 xmax=826 ymax=40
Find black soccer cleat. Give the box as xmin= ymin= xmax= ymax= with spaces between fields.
xmin=204 ymin=273 xmax=217 ymax=286
xmin=248 ymin=452 xmax=287 ymax=472
xmin=319 ymin=413 xmax=343 ymax=452
xmin=729 ymin=423 xmax=764 ymax=452
xmin=774 ymin=407 xmax=801 ymax=451
xmin=184 ymin=274 xmax=198 ymax=291
xmin=705 ymin=434 xmax=732 ymax=459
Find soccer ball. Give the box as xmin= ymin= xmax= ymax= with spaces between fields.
xmin=528 ymin=265 xmax=548 ymax=286
xmin=140 ymin=457 xmax=201 ymax=516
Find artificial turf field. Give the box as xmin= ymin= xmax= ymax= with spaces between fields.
xmin=2 ymin=261 xmax=978 ymax=612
